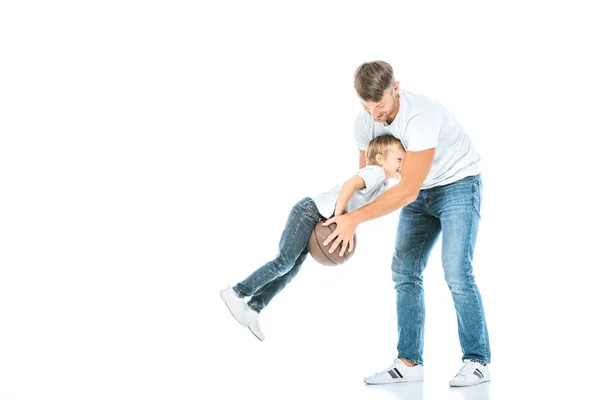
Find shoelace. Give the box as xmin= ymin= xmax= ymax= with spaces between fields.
xmin=455 ymin=361 xmax=478 ymax=377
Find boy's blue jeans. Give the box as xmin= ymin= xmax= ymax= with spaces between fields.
xmin=233 ymin=197 xmax=321 ymax=313
xmin=393 ymin=174 xmax=490 ymax=365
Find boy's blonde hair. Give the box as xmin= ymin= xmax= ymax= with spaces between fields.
xmin=366 ymin=135 xmax=404 ymax=166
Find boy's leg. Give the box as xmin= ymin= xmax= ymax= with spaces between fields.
xmin=233 ymin=197 xmax=320 ymax=300
xmin=247 ymin=248 xmax=308 ymax=312
xmin=436 ymin=175 xmax=490 ymax=365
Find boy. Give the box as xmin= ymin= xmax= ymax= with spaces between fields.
xmin=220 ymin=135 xmax=405 ymax=340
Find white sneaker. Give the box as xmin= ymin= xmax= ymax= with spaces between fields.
xmin=246 ymin=307 xmax=265 ymax=341
xmin=364 ymin=358 xmax=424 ymax=385
xmin=449 ymin=360 xmax=490 ymax=387
xmin=220 ymin=286 xmax=249 ymax=327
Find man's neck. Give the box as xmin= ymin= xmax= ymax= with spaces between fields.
xmin=385 ymin=94 xmax=400 ymax=125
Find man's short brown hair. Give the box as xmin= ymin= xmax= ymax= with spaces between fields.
xmin=354 ymin=61 xmax=395 ymax=102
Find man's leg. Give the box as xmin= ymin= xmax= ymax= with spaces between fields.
xmin=436 ymin=175 xmax=490 ymax=365
xmin=392 ymin=192 xmax=441 ymax=366
xmin=364 ymin=192 xmax=440 ymax=385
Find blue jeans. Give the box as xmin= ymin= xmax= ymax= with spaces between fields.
xmin=233 ymin=197 xmax=322 ymax=313
xmin=393 ymin=174 xmax=490 ymax=365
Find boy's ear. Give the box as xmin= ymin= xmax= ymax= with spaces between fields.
xmin=375 ymin=153 xmax=384 ymax=165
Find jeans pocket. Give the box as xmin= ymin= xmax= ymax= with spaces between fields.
xmin=303 ymin=210 xmax=322 ymax=223
xmin=472 ymin=177 xmax=482 ymax=217
xmin=299 ymin=198 xmax=321 ymax=222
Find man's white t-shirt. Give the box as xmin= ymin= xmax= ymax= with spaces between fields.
xmin=311 ymin=165 xmax=388 ymax=219
xmin=354 ymin=90 xmax=480 ymax=189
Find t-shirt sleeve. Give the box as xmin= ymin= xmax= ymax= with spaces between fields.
xmin=353 ymin=112 xmax=371 ymax=151
xmin=404 ymin=112 xmax=442 ymax=151
xmin=356 ymin=166 xmax=386 ymax=194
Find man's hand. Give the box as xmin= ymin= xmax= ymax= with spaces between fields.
xmin=322 ymin=214 xmax=359 ymax=256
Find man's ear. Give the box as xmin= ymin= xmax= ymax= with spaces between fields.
xmin=393 ymin=81 xmax=399 ymax=95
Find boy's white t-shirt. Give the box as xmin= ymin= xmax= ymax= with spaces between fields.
xmin=354 ymin=90 xmax=480 ymax=189
xmin=311 ymin=165 xmax=388 ymax=219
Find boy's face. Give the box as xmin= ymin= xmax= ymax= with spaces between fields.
xmin=380 ymin=146 xmax=406 ymax=180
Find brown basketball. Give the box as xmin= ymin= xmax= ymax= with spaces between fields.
xmin=307 ymin=222 xmax=357 ymax=266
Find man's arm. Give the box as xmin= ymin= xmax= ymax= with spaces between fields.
xmin=352 ymin=148 xmax=434 ymax=223
xmin=358 ymin=149 xmax=366 ymax=169
xmin=323 ymin=148 xmax=435 ymax=254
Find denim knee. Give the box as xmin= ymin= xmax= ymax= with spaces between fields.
xmin=271 ymin=254 xmax=294 ymax=274
xmin=444 ymin=271 xmax=475 ymax=294
xmin=392 ymin=251 xmax=422 ymax=283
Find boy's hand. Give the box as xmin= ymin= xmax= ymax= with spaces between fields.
xmin=322 ymin=214 xmax=359 ymax=256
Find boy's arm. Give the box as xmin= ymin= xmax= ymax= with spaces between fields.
xmin=323 ymin=148 xmax=435 ymax=254
xmin=333 ymin=175 xmax=366 ymax=216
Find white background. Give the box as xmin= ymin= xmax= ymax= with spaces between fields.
xmin=1 ymin=1 xmax=599 ymax=399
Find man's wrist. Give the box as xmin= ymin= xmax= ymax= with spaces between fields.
xmin=348 ymin=210 xmax=364 ymax=226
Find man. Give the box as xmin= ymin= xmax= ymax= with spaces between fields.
xmin=323 ymin=61 xmax=491 ymax=387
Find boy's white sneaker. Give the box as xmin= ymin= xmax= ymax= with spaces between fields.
xmin=449 ymin=360 xmax=490 ymax=387
xmin=220 ymin=286 xmax=248 ymax=327
xmin=364 ymin=358 xmax=424 ymax=385
xmin=246 ymin=307 xmax=265 ymax=341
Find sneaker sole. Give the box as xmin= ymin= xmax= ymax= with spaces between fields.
xmin=449 ymin=378 xmax=490 ymax=387
xmin=220 ymin=290 xmax=248 ymax=327
xmin=248 ymin=326 xmax=265 ymax=341
xmin=364 ymin=377 xmax=423 ymax=385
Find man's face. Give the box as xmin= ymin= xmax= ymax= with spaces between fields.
xmin=360 ymin=84 xmax=399 ymax=124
